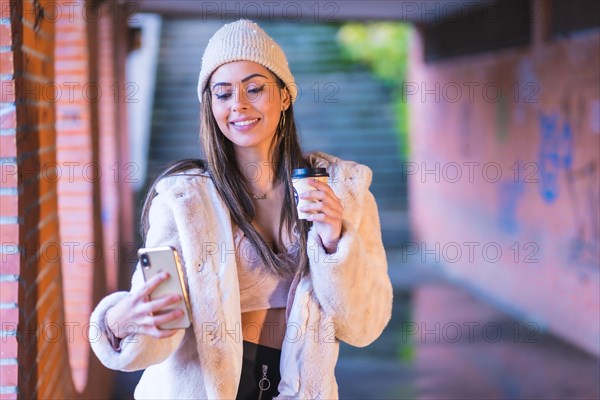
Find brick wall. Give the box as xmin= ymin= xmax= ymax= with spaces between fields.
xmin=112 ymin=2 xmax=135 ymax=291
xmin=81 ymin=3 xmax=133 ymax=395
xmin=50 ymin=0 xmax=129 ymax=397
xmin=408 ymin=2 xmax=600 ymax=355
xmin=1 ymin=0 xmax=77 ymax=398
xmin=97 ymin=1 xmax=119 ymax=294
xmin=0 ymin=0 xmax=128 ymax=397
xmin=54 ymin=0 xmax=96 ymax=393
xmin=0 ymin=1 xmax=18 ymax=397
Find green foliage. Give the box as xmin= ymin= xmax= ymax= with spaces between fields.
xmin=337 ymin=22 xmax=410 ymax=84
xmin=337 ymin=22 xmax=411 ymax=158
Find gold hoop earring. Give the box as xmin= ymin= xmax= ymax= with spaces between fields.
xmin=279 ymin=110 xmax=286 ymax=135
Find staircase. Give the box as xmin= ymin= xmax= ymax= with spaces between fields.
xmin=146 ymin=19 xmax=409 ymax=246
xmin=147 ymin=20 xmax=220 ymax=173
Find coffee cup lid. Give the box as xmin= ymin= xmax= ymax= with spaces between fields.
xmin=291 ymin=168 xmax=329 ymax=178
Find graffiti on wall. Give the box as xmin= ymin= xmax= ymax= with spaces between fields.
xmin=590 ymin=99 xmax=600 ymax=134
xmin=497 ymin=175 xmax=525 ymax=234
xmin=535 ymin=87 xmax=600 ymax=271
xmin=537 ymin=113 xmax=573 ymax=203
xmin=565 ymin=161 xmax=600 ymax=270
xmin=562 ymin=90 xmax=600 ymax=270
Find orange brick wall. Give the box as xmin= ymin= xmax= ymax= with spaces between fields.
xmin=51 ymin=1 xmax=128 ymax=397
xmin=54 ymin=0 xmax=95 ymax=393
xmin=97 ymin=1 xmax=121 ymax=294
xmin=0 ymin=1 xmax=18 ymax=397
xmin=1 ymin=0 xmax=77 ymax=398
xmin=408 ymin=4 xmax=600 ymax=355
xmin=1 ymin=1 xmax=128 ymax=397
xmin=112 ymin=2 xmax=135 ymax=291
xmin=81 ymin=3 xmax=134 ymax=395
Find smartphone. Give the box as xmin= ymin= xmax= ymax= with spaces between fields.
xmin=138 ymin=246 xmax=192 ymax=330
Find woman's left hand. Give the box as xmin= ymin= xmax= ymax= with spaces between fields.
xmin=299 ymin=178 xmax=344 ymax=253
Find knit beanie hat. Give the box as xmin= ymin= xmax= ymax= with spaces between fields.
xmin=197 ymin=20 xmax=297 ymax=103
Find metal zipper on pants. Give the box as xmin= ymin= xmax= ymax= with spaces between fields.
xmin=257 ymin=364 xmax=271 ymax=400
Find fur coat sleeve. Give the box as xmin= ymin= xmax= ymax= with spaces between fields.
xmin=307 ymin=153 xmax=393 ymax=347
xmin=89 ymin=190 xmax=186 ymax=371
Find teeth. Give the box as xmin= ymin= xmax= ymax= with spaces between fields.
xmin=232 ymin=119 xmax=258 ymax=126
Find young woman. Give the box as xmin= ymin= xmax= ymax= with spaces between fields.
xmin=90 ymin=19 xmax=393 ymax=400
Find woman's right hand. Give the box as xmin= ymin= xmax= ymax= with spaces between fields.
xmin=105 ymin=272 xmax=184 ymax=339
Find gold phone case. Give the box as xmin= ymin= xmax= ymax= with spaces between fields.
xmin=138 ymin=246 xmax=192 ymax=329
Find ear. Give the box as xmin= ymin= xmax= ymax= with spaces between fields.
xmin=280 ymin=87 xmax=291 ymax=111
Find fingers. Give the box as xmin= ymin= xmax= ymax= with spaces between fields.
xmin=153 ymin=308 xmax=184 ymax=327
xmin=139 ymin=271 xmax=170 ymax=299
xmin=110 ymin=274 xmax=186 ymax=340
xmin=300 ymin=198 xmax=342 ymax=215
xmin=298 ymin=179 xmax=343 ymax=246
xmin=299 ymin=179 xmax=343 ymax=217
xmin=144 ymin=294 xmax=182 ymax=315
xmin=137 ymin=308 xmax=185 ymax=338
xmin=138 ymin=293 xmax=183 ymax=329
xmin=306 ymin=212 xmax=333 ymax=222
xmin=146 ymin=309 xmax=185 ymax=338
xmin=300 ymin=179 xmax=341 ymax=202
xmin=300 ymin=188 xmax=326 ymax=201
xmin=130 ymin=276 xmax=186 ymax=336
xmin=300 ymin=178 xmax=330 ymax=198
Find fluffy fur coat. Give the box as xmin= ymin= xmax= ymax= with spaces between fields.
xmin=89 ymin=153 xmax=393 ymax=399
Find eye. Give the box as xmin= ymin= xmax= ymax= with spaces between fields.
xmin=214 ymin=92 xmax=232 ymax=101
xmin=246 ymin=84 xmax=265 ymax=101
xmin=248 ymin=84 xmax=265 ymax=94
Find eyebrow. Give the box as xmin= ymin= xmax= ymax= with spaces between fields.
xmin=211 ymin=73 xmax=269 ymax=89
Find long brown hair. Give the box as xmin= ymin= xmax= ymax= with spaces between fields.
xmin=142 ymin=73 xmax=310 ymax=277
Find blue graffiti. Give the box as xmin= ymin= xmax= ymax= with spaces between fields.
xmin=498 ymin=178 xmax=525 ymax=234
xmin=538 ymin=113 xmax=573 ymax=203
xmin=101 ymin=208 xmax=109 ymax=223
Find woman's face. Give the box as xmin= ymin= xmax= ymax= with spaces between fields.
xmin=209 ymin=61 xmax=290 ymax=154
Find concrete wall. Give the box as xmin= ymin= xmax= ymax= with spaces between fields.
xmin=408 ymin=6 xmax=599 ymax=355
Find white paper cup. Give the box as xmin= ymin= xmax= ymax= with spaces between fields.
xmin=292 ymin=168 xmax=329 ymax=220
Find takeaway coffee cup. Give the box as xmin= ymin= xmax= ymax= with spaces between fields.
xmin=292 ymin=168 xmax=329 ymax=220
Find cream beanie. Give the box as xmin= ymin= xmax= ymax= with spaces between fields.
xmin=197 ymin=19 xmax=297 ymax=103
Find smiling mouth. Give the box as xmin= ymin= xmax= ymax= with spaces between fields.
xmin=231 ymin=118 xmax=259 ymax=127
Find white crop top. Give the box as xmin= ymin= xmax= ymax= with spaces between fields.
xmin=233 ymin=225 xmax=296 ymax=313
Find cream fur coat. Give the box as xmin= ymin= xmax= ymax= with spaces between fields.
xmin=89 ymin=153 xmax=393 ymax=399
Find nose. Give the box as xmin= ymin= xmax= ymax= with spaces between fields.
xmin=232 ymin=86 xmax=249 ymax=111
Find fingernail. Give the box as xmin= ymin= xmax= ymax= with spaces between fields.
xmin=162 ymin=272 xmax=169 ymax=278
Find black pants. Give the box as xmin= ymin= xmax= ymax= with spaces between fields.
xmin=236 ymin=341 xmax=282 ymax=400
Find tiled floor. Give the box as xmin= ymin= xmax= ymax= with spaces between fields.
xmin=336 ymin=250 xmax=600 ymax=399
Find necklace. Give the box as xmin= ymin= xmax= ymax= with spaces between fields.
xmin=248 ymin=182 xmax=279 ymax=200
xmin=249 ymin=182 xmax=279 ymax=200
